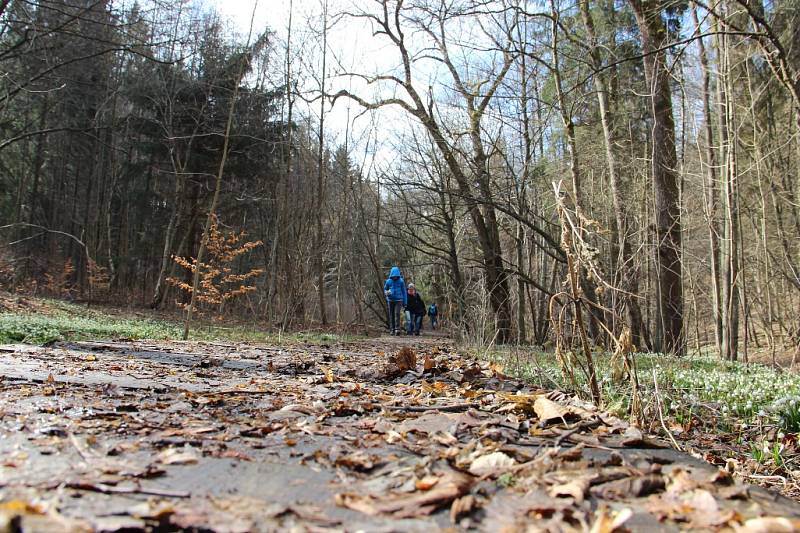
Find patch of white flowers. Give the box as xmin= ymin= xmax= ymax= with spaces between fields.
xmin=654 ymin=356 xmax=800 ymax=431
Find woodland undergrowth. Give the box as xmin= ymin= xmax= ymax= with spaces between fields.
xmin=486 ymin=344 xmax=800 ymax=500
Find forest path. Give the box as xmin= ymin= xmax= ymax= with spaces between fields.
xmin=1 ymin=335 xmax=799 ymax=531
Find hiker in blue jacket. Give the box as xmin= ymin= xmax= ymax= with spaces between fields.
xmin=428 ymin=302 xmax=438 ymax=330
xmin=383 ymin=266 xmax=407 ymax=336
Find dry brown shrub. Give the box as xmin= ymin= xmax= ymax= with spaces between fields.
xmin=168 ymin=215 xmax=263 ymax=315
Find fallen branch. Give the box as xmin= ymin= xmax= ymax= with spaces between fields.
xmin=64 ymin=480 xmax=190 ymax=498
xmin=554 ymin=418 xmax=603 ymax=446
xmin=385 ymin=403 xmax=473 ymax=412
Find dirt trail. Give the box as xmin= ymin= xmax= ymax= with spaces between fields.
xmin=1 ymin=335 xmax=799 ymax=532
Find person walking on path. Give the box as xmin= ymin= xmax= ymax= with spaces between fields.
xmin=428 ymin=302 xmax=438 ymax=330
xmin=384 ymin=266 xmax=406 ymax=336
xmin=405 ymin=283 xmax=426 ymax=336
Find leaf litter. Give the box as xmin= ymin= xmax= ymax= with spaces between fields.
xmin=0 ymin=336 xmax=799 ymax=531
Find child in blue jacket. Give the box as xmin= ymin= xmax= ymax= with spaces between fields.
xmin=384 ymin=266 xmax=406 ymax=335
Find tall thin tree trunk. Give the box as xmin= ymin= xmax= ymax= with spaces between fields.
xmin=693 ymin=6 xmax=723 ymax=355
xmin=629 ymin=0 xmax=684 ymax=354
xmin=717 ymin=22 xmax=741 ymax=360
xmin=316 ymin=0 xmax=329 ymax=326
xmin=580 ymin=0 xmax=645 ymax=348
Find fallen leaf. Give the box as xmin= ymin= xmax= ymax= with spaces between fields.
xmin=666 ymin=467 xmax=698 ymax=494
xmin=423 ymin=355 xmax=434 ymax=371
xmin=621 ymin=426 xmax=644 ymax=446
xmin=736 ymin=517 xmax=800 ymax=532
xmin=216 ymin=449 xmax=252 ymax=461
xmin=549 ymin=476 xmax=591 ymax=503
xmin=416 ymin=475 xmax=440 ymax=490
xmin=0 ymin=500 xmax=44 ymax=514
xmin=685 ymin=489 xmax=738 ymax=528
xmin=591 ymin=474 xmax=665 ymax=500
xmin=396 ymin=347 xmax=416 ymax=371
xmin=157 ymin=447 xmax=199 ymax=465
xmin=450 ymin=494 xmax=476 ymax=523
xmin=590 ymin=506 xmax=633 ymax=533
xmin=336 ymin=470 xmax=473 ymax=518
xmin=534 ymin=396 xmax=574 ymax=425
xmin=334 ymin=451 xmax=380 ymax=472
xmin=469 ymin=452 xmax=516 ymax=477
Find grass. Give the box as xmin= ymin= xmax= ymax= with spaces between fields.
xmin=0 ymin=310 xmax=179 ymax=344
xmin=0 ymin=298 xmax=362 ymax=346
xmin=484 ymin=346 xmax=800 ymax=436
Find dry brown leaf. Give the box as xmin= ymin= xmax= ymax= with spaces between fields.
xmin=666 ymin=467 xmax=699 ymax=494
xmin=589 ymin=506 xmax=633 ymax=533
xmin=415 ymin=475 xmax=440 ymax=491
xmin=336 ymin=470 xmax=473 ymax=518
xmin=160 ymin=426 xmax=216 ymax=438
xmin=450 ymin=494 xmax=476 ymax=523
xmin=736 ymin=517 xmax=800 ymax=532
xmin=396 ymin=347 xmax=416 ymax=371
xmin=423 ymin=355 xmax=434 ymax=371
xmin=684 ymin=489 xmax=740 ymax=528
xmin=468 ymin=451 xmax=516 ymax=477
xmin=534 ymin=396 xmax=574 ymax=424
xmin=334 ymin=451 xmax=379 ymax=472
xmin=590 ymin=474 xmax=665 ymax=500
xmin=157 ymin=447 xmax=199 ymax=465
xmin=549 ymin=476 xmax=591 ymax=503
xmin=621 ymin=426 xmax=644 ymax=447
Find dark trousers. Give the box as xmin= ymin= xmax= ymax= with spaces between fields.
xmin=430 ymin=316 xmax=438 ymax=330
xmin=388 ymin=300 xmax=402 ymax=332
xmin=406 ymin=313 xmax=423 ymax=335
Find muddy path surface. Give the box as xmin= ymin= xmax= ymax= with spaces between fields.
xmin=1 ymin=335 xmax=799 ymax=532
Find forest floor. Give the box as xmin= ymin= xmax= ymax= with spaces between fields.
xmin=2 ymin=333 xmax=800 ymax=532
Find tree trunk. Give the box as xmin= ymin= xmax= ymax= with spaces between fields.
xmin=579 ymin=0 xmax=646 ymax=348
xmin=693 ymin=6 xmax=723 ymax=355
xmin=316 ymin=0 xmax=329 ymax=326
xmin=629 ymin=0 xmax=684 ymax=354
xmin=717 ymin=22 xmax=741 ymax=360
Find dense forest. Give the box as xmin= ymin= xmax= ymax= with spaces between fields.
xmin=1 ymin=0 xmax=799 ymax=360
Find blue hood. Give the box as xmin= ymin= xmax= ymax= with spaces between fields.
xmin=384 ymin=267 xmax=407 ymax=304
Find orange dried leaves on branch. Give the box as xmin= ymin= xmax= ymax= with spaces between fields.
xmin=167 ymin=216 xmax=264 ymax=314
xmin=43 ymin=258 xmax=76 ymax=297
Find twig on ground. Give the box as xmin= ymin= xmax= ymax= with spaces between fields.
xmin=64 ymin=481 xmax=190 ymax=498
xmin=385 ymin=403 xmax=473 ymax=412
xmin=554 ymin=418 xmax=603 ymax=446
